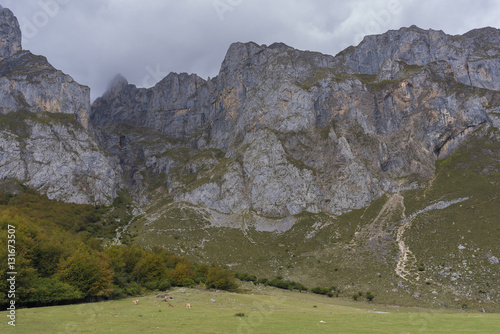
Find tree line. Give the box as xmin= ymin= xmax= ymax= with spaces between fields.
xmin=0 ymin=188 xmax=236 ymax=307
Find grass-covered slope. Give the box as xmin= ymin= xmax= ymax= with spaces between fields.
xmin=129 ymin=125 xmax=500 ymax=311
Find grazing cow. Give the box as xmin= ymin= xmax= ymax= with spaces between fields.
xmin=165 ymin=296 xmax=173 ymax=300
xmin=132 ymin=299 xmax=139 ymax=305
xmin=185 ymin=303 xmax=191 ymax=309
xmin=211 ymin=299 xmax=216 ymax=303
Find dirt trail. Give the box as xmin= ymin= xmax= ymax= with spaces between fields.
xmin=372 ymin=193 xmax=405 ymax=225
xmin=395 ymin=217 xmax=417 ymax=281
xmin=395 ymin=197 xmax=469 ymax=281
xmin=380 ymin=194 xmax=417 ymax=282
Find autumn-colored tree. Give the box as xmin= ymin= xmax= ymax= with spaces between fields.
xmin=56 ymin=247 xmax=114 ymax=298
xmin=30 ymin=229 xmax=74 ymax=276
xmin=163 ymin=253 xmax=188 ymax=269
xmin=169 ymin=262 xmax=195 ymax=286
xmin=205 ymin=267 xmax=238 ymax=291
xmin=0 ymin=214 xmax=40 ymax=301
xmin=121 ymin=244 xmax=145 ymax=274
xmin=132 ymin=252 xmax=167 ymax=284
xmin=0 ymin=186 xmax=246 ymax=307
xmin=105 ymin=245 xmax=126 ymax=273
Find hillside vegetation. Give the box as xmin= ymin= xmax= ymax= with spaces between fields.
xmin=128 ymin=125 xmax=500 ymax=312
xmin=0 ymin=188 xmax=236 ymax=307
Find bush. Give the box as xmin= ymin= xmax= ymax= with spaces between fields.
xmin=257 ymin=278 xmax=269 ymax=285
xmin=235 ymin=273 xmax=257 ymax=282
xmin=352 ymin=293 xmax=359 ymax=301
xmin=366 ymin=291 xmax=375 ymax=301
xmin=158 ymin=278 xmax=171 ymax=291
xmin=267 ymin=277 xmax=307 ymax=291
xmin=110 ymin=285 xmax=125 ymax=299
xmin=182 ymin=278 xmax=195 ymax=287
xmin=144 ymin=280 xmax=158 ymax=290
xmin=205 ymin=267 xmax=238 ymax=291
xmin=311 ymin=287 xmax=329 ymax=295
xmin=124 ymin=281 xmax=143 ymax=296
xmin=25 ymin=277 xmax=84 ymax=305
xmin=268 ymin=278 xmax=289 ymax=289
xmin=288 ymin=281 xmax=308 ymax=292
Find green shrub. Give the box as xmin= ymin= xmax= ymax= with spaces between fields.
xmin=267 ymin=278 xmax=307 ymax=291
xmin=26 ymin=277 xmax=84 ymax=305
xmin=182 ymin=278 xmax=195 ymax=287
xmin=110 ymin=285 xmax=125 ymax=299
xmin=158 ymin=278 xmax=172 ymax=291
xmin=205 ymin=267 xmax=238 ymax=291
xmin=366 ymin=291 xmax=375 ymax=301
xmin=311 ymin=287 xmax=330 ymax=295
xmin=124 ymin=281 xmax=143 ymax=296
xmin=257 ymin=278 xmax=269 ymax=285
xmin=235 ymin=273 xmax=257 ymax=282
xmin=144 ymin=280 xmax=158 ymax=290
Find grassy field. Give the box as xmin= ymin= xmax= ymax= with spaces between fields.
xmin=2 ymin=285 xmax=499 ymax=333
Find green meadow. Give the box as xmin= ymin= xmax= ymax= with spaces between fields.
xmin=1 ymin=285 xmax=498 ymax=333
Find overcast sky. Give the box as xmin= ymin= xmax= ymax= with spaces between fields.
xmin=1 ymin=0 xmax=499 ymax=101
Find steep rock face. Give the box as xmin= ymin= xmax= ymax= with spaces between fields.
xmin=0 ymin=51 xmax=91 ymax=129
xmin=0 ymin=6 xmax=21 ymax=61
xmin=0 ymin=112 xmax=119 ymax=204
xmin=0 ymin=7 xmax=118 ymax=205
xmin=0 ymin=8 xmax=90 ymax=128
xmin=338 ymin=25 xmax=500 ymax=91
xmin=91 ymin=73 xmax=211 ymax=139
xmin=91 ymin=26 xmax=500 ymax=217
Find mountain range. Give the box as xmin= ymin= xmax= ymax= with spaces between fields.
xmin=0 ymin=6 xmax=498 ymax=309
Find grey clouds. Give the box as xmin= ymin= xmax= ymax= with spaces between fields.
xmin=1 ymin=0 xmax=499 ymax=100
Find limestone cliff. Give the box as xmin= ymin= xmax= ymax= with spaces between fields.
xmin=0 ymin=6 xmax=21 ymax=61
xmin=91 ymin=26 xmax=500 ymax=217
xmin=0 ymin=7 xmax=119 ymax=205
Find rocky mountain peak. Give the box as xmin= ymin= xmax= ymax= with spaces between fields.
xmin=0 ymin=6 xmax=91 ymax=129
xmin=0 ymin=5 xmax=22 ymax=61
xmin=463 ymin=26 xmax=500 ymax=44
xmin=103 ymin=73 xmax=129 ymax=99
xmin=339 ymin=25 xmax=500 ymax=90
xmin=0 ymin=6 xmax=116 ymax=205
xmin=268 ymin=42 xmax=294 ymax=51
xmin=88 ymin=24 xmax=500 ymax=218
xmin=220 ymin=42 xmax=265 ymax=72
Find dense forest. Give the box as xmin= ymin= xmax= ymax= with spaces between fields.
xmin=0 ymin=187 xmax=237 ymax=307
